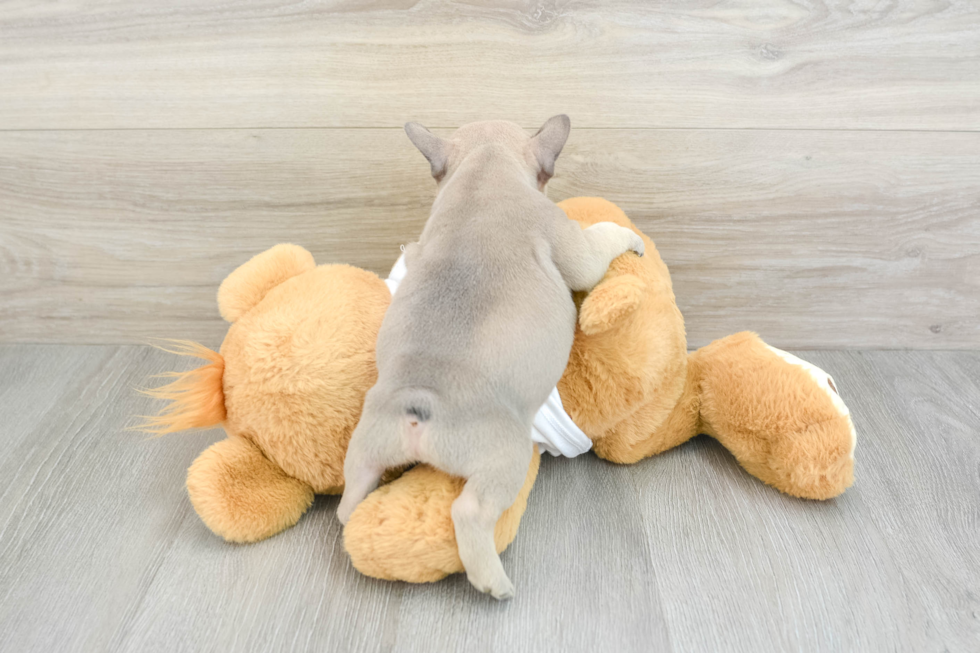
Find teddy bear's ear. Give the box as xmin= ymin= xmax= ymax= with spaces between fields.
xmin=530 ymin=114 xmax=570 ymax=186
xmin=578 ymin=273 xmax=646 ymax=336
xmin=405 ymin=122 xmax=450 ymax=180
xmin=217 ymin=243 xmax=315 ymax=322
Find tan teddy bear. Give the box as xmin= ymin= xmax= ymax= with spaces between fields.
xmin=143 ymin=197 xmax=855 ymax=582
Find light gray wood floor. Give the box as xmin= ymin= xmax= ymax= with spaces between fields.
xmin=1 ymin=345 xmax=977 ymax=652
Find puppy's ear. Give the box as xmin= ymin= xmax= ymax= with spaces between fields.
xmin=530 ymin=114 xmax=571 ymax=185
xmin=405 ymin=123 xmax=450 ymax=180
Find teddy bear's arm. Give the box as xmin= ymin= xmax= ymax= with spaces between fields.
xmin=577 ymin=272 xmax=647 ymax=336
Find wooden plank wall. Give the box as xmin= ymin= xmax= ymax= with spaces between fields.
xmin=0 ymin=0 xmax=978 ymax=347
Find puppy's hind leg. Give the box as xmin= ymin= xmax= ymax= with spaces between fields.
xmin=338 ymin=413 xmax=404 ymax=525
xmin=451 ymin=422 xmax=533 ymax=600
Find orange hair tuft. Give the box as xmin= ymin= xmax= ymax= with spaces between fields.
xmin=135 ymin=340 xmax=226 ymax=435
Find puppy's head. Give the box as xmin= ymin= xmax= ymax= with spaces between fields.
xmin=404 ymin=115 xmax=570 ymax=191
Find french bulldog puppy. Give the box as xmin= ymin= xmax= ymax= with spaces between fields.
xmin=337 ymin=116 xmax=643 ymax=599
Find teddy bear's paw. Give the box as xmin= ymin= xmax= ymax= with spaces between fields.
xmin=187 ymin=435 xmax=314 ymax=542
xmin=767 ymin=415 xmax=856 ymax=500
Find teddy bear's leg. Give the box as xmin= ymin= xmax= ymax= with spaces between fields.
xmin=343 ymin=446 xmax=541 ymax=583
xmin=694 ymin=332 xmax=856 ymax=500
xmin=186 ymin=435 xmax=315 ymax=542
xmin=589 ymin=358 xmax=699 ymax=464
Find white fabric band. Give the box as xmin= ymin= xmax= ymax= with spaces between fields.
xmin=385 ymin=251 xmax=593 ymax=458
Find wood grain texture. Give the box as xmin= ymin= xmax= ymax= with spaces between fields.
xmin=0 ymin=346 xmax=216 ymax=652
xmin=0 ymin=0 xmax=978 ymax=130
xmin=387 ymin=457 xmax=670 ymax=653
xmin=2 ymin=128 xmax=977 ymax=347
xmin=628 ymin=350 xmax=980 ymax=651
xmin=1 ymin=346 xmax=978 ymax=652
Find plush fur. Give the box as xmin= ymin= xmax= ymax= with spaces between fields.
xmin=343 ymin=448 xmax=541 ymax=582
xmin=142 ymin=197 xmax=855 ymax=580
xmin=186 ymin=435 xmax=314 ymax=542
xmin=140 ymin=341 xmax=226 ymax=434
xmin=141 ymin=254 xmax=391 ymax=540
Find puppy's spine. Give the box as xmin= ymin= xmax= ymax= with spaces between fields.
xmin=135 ymin=340 xmax=226 ymax=434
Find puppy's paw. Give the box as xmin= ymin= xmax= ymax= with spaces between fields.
xmin=627 ymin=231 xmax=645 ymax=257
xmin=336 ymin=495 xmax=358 ymax=525
xmin=468 ymin=570 xmax=515 ymax=601
xmin=336 ymin=504 xmax=352 ymax=526
xmin=491 ymin=577 xmax=515 ymax=601
xmin=586 ymin=222 xmax=644 ymax=258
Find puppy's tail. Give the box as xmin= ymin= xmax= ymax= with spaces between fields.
xmin=134 ymin=340 xmax=226 ymax=435
xmin=400 ymin=388 xmax=436 ymax=423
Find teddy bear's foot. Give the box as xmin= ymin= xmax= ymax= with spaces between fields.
xmin=343 ymin=448 xmax=541 ymax=583
xmin=756 ymin=412 xmax=855 ymax=500
xmin=187 ymin=435 xmax=314 ymax=542
xmin=695 ymin=332 xmax=856 ymax=500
